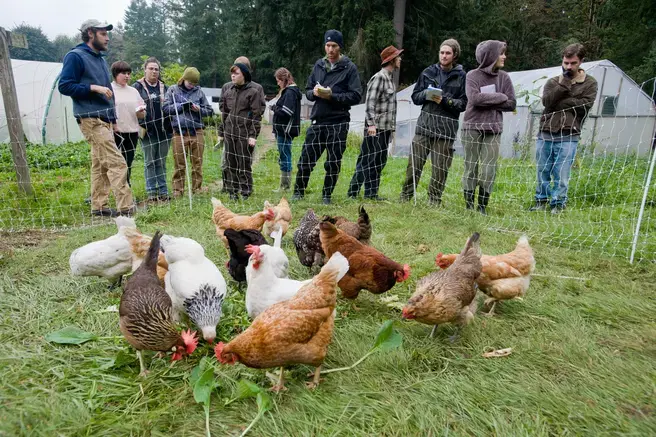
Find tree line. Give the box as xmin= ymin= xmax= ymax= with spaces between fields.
xmin=9 ymin=0 xmax=656 ymax=96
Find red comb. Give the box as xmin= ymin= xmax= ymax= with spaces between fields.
xmin=245 ymin=244 xmax=260 ymax=255
xmin=181 ymin=329 xmax=198 ymax=354
xmin=214 ymin=342 xmax=228 ymax=363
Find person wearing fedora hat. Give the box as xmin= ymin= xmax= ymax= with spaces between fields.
xmin=347 ymin=45 xmax=403 ymax=201
xmin=162 ymin=67 xmax=214 ymax=197
xmin=400 ymin=38 xmax=468 ymax=207
xmin=292 ymin=29 xmax=362 ymax=204
xmin=59 ymin=19 xmax=135 ymax=218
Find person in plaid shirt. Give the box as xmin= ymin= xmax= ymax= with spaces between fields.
xmin=347 ymin=45 xmax=403 ymax=201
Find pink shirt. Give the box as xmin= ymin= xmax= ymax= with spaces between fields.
xmin=111 ymin=82 xmax=145 ymax=133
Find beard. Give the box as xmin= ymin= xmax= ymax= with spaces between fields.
xmin=91 ymin=38 xmax=107 ymax=52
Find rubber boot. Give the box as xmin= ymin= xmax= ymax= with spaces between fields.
xmin=464 ymin=190 xmax=475 ymax=210
xmin=477 ymin=187 xmax=490 ymax=216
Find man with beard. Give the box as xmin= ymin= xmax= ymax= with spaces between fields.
xmin=59 ymin=20 xmax=135 ymax=217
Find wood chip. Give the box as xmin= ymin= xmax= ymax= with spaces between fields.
xmin=482 ymin=347 xmax=513 ymax=358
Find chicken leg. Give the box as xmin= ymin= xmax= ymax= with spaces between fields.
xmin=484 ymin=298 xmax=498 ymax=316
xmin=430 ymin=325 xmax=438 ymax=338
xmin=305 ymin=366 xmax=322 ymax=389
xmin=270 ymin=367 xmax=287 ymax=392
xmin=137 ymin=350 xmax=149 ymax=376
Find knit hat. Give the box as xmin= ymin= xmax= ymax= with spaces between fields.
xmin=440 ymin=39 xmax=461 ymax=61
xmin=230 ymin=63 xmax=252 ymax=83
xmin=179 ymin=67 xmax=200 ymax=86
xmin=324 ymin=30 xmax=344 ymax=48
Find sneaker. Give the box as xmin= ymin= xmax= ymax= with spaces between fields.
xmin=91 ymin=208 xmax=118 ymax=217
xmin=322 ymin=197 xmax=331 ymax=205
xmin=529 ymin=201 xmax=549 ymax=212
xmin=157 ymin=194 xmax=171 ymax=202
xmin=551 ymin=205 xmax=565 ymax=214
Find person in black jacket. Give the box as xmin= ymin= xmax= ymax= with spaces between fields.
xmin=400 ymin=39 xmax=467 ymax=206
xmin=291 ymin=29 xmax=362 ymax=205
xmin=271 ymin=68 xmax=302 ymax=191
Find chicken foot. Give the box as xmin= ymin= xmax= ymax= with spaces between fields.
xmin=305 ymin=366 xmax=322 ymax=389
xmin=483 ymin=298 xmax=498 ymax=317
xmin=430 ymin=325 xmax=438 ymax=338
xmin=269 ymin=367 xmax=287 ymax=392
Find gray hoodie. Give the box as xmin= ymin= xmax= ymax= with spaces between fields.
xmin=462 ymin=40 xmax=516 ymax=133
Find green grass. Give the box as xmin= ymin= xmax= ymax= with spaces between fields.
xmin=1 ymin=135 xmax=656 ymax=435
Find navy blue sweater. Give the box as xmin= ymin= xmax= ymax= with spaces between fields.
xmin=58 ymin=43 xmax=116 ymax=122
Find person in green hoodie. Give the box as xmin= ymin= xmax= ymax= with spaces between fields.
xmin=462 ymin=40 xmax=516 ymax=215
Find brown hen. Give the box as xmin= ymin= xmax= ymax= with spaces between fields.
xmin=211 ymin=197 xmax=275 ymax=247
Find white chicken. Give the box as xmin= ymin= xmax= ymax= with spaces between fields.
xmin=268 ymin=226 xmax=289 ymax=278
xmin=69 ymin=217 xmax=136 ymax=288
xmin=160 ymin=235 xmax=228 ymax=343
xmin=245 ymin=244 xmax=310 ymax=318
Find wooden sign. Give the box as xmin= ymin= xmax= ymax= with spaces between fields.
xmin=9 ymin=32 xmax=28 ymax=49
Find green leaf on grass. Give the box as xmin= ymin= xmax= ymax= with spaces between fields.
xmin=372 ymin=320 xmax=402 ymax=352
xmin=193 ymin=367 xmax=216 ymax=406
xmin=235 ymin=379 xmax=263 ymax=400
xmin=45 ymin=326 xmax=98 ymax=345
xmin=256 ymin=392 xmax=272 ymax=414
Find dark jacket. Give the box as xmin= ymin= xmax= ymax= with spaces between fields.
xmin=272 ymin=84 xmax=302 ymax=138
xmin=219 ymin=81 xmax=266 ymax=139
xmin=58 ymin=43 xmax=115 ymax=122
xmin=133 ymin=79 xmax=172 ymax=138
xmin=539 ymin=71 xmax=598 ymax=137
xmin=463 ymin=40 xmax=516 ymax=133
xmin=412 ymin=63 xmax=467 ymax=139
xmin=162 ymin=84 xmax=213 ymax=135
xmin=305 ymin=55 xmax=362 ymax=124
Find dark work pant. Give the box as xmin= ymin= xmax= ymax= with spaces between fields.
xmin=114 ymin=131 xmax=138 ymax=186
xmin=348 ymin=130 xmax=391 ymax=198
xmin=293 ymin=122 xmax=348 ymax=199
xmin=224 ymin=134 xmax=254 ymax=196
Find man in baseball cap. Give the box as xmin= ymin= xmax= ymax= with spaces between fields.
xmin=58 ymin=19 xmax=136 ymax=217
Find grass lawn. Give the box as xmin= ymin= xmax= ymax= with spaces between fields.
xmin=1 ymin=130 xmax=655 ymax=435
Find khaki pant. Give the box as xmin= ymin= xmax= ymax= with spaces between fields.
xmin=401 ymin=134 xmax=454 ymax=201
xmin=79 ymin=118 xmax=134 ymax=211
xmin=462 ymin=130 xmax=501 ymax=193
xmin=172 ymin=132 xmax=204 ymax=196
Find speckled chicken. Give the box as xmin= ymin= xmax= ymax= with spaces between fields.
xmin=402 ymin=233 xmax=482 ymax=340
xmin=119 ymin=231 xmax=198 ymax=375
xmin=294 ymin=208 xmax=324 ymax=268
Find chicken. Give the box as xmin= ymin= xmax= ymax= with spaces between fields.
xmin=402 ymin=233 xmax=482 ymax=340
xmin=323 ymin=205 xmax=372 ymax=244
xmin=211 ymin=197 xmax=275 ymax=247
xmin=319 ymin=220 xmax=410 ymax=299
xmin=69 ymin=216 xmax=136 ymax=288
xmin=121 ymin=227 xmax=169 ymax=286
xmin=225 ymin=229 xmax=267 ymax=282
xmin=263 ymin=197 xmax=292 ymax=237
xmin=245 ymin=244 xmax=310 ymax=318
xmin=160 ymin=235 xmax=228 ymax=343
xmin=215 ymin=252 xmax=349 ymax=391
xmin=435 ymin=235 xmax=534 ymax=315
xmin=294 ymin=209 xmax=323 ymax=268
xmin=119 ymin=231 xmax=198 ymax=376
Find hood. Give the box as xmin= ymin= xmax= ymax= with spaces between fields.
xmin=285 ymin=84 xmax=302 ymax=100
xmin=74 ymin=42 xmax=104 ymax=57
xmin=318 ymin=54 xmax=353 ymax=70
xmin=427 ymin=63 xmax=464 ymax=77
xmin=475 ymin=40 xmax=506 ymax=75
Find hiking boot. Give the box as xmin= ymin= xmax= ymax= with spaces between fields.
xmin=464 ymin=190 xmax=475 ymax=210
xmin=91 ymin=208 xmax=118 ymax=217
xmin=477 ymin=187 xmax=490 ymax=216
xmin=157 ymin=194 xmax=171 ymax=202
xmin=118 ymin=206 xmax=137 ymax=217
xmin=529 ymin=201 xmax=549 ymax=212
xmin=551 ymin=204 xmax=565 ymax=214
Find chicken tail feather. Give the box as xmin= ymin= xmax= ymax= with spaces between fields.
xmin=357 ymin=206 xmax=371 ymax=242
xmin=320 ymin=252 xmax=350 ymax=282
xmin=145 ymin=231 xmax=163 ymax=271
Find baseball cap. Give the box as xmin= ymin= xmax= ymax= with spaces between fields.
xmin=79 ymin=19 xmax=113 ymax=32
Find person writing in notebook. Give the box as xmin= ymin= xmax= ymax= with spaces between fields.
xmin=461 ymin=40 xmax=516 ymax=215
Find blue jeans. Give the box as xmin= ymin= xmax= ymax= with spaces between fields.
xmin=535 ymin=136 xmax=578 ymax=207
xmin=276 ymin=135 xmax=293 ymax=172
xmin=142 ymin=134 xmax=171 ymax=197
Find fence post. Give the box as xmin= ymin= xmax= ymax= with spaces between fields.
xmin=630 ymin=144 xmax=656 ymax=264
xmin=0 ymin=27 xmax=33 ymax=195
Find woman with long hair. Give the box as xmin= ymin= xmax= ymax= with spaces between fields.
xmin=271 ymin=68 xmax=302 ymax=191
